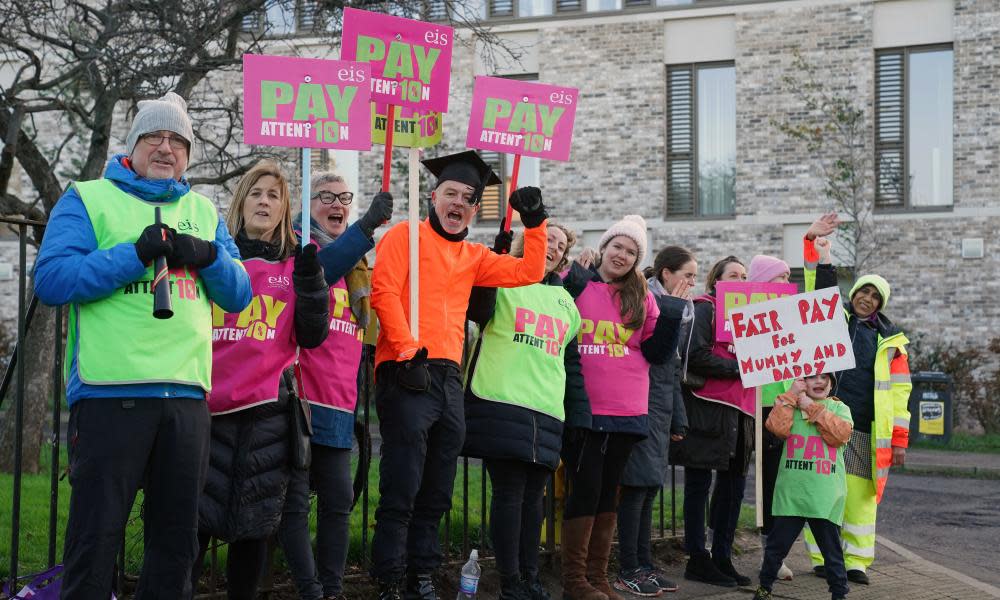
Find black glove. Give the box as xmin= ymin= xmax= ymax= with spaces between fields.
xmin=492 ymin=219 xmax=513 ymax=254
xmin=135 ymin=223 xmax=173 ymax=265
xmin=397 ymin=347 xmax=430 ymax=392
xmin=167 ymin=232 xmax=217 ymax=269
xmin=359 ymin=192 xmax=394 ymax=238
xmin=293 ymin=244 xmax=326 ymax=293
xmin=508 ymin=186 xmax=547 ymax=229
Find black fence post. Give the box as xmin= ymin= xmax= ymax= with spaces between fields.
xmin=8 ymin=223 xmax=28 ymax=591
xmin=361 ymin=345 xmax=372 ymax=567
xmin=48 ymin=305 xmax=63 ymax=568
xmin=544 ymin=473 xmax=555 ymax=553
xmin=462 ymin=457 xmax=469 ymax=558
xmin=671 ymin=465 xmax=677 ymax=537
xmin=658 ymin=486 xmax=664 ymax=538
xmin=479 ymin=469 xmax=487 ymax=554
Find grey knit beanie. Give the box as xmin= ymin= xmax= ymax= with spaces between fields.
xmin=126 ymin=92 xmax=194 ymax=156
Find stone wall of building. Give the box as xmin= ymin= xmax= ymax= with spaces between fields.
xmin=2 ymin=0 xmax=995 ymax=351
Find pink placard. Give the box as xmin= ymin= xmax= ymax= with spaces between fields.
xmin=341 ymin=8 xmax=453 ymax=113
xmin=715 ymin=281 xmax=798 ymax=343
xmin=466 ymin=76 xmax=578 ymax=161
xmin=243 ymin=54 xmax=372 ymax=150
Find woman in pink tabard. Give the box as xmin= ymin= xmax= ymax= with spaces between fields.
xmin=190 ymin=161 xmax=366 ymax=600
xmin=278 ymin=172 xmax=393 ymax=600
xmin=559 ymin=215 xmax=685 ymax=600
xmin=670 ymin=256 xmax=755 ymax=588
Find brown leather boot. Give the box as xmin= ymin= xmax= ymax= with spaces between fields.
xmin=561 ymin=516 xmax=608 ymax=600
xmin=586 ymin=513 xmax=624 ymax=600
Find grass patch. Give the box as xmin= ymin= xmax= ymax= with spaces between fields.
xmin=910 ymin=432 xmax=1000 ymax=454
xmin=4 ymin=453 xmax=760 ymax=582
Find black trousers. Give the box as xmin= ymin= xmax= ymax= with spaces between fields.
xmin=278 ymin=445 xmax=354 ymax=600
xmin=617 ymin=485 xmax=660 ymax=572
xmin=484 ymin=458 xmax=551 ymax=578
xmin=191 ymin=534 xmax=268 ymax=600
xmin=370 ymin=362 xmax=465 ymax=581
xmin=562 ymin=429 xmax=638 ymax=519
xmin=760 ymin=516 xmax=848 ymax=597
xmin=61 ymin=397 xmax=210 ymax=600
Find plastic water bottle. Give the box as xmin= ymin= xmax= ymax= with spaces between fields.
xmin=456 ymin=549 xmax=481 ymax=599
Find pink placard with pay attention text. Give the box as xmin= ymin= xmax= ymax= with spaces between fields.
xmin=466 ymin=76 xmax=578 ymax=161
xmin=341 ymin=8 xmax=453 ymax=113
xmin=243 ymin=54 xmax=372 ymax=150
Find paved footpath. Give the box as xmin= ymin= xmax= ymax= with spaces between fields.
xmin=654 ymin=534 xmax=1000 ymax=600
xmin=647 ymin=446 xmax=1000 ymax=600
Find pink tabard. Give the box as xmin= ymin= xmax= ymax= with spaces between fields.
xmin=209 ymin=257 xmax=298 ymax=415
xmin=575 ymin=281 xmax=659 ymax=417
xmin=297 ymin=276 xmax=364 ymax=413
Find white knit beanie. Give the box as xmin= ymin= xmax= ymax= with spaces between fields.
xmin=126 ymin=92 xmax=195 ymax=156
xmin=598 ymin=214 xmax=648 ymax=266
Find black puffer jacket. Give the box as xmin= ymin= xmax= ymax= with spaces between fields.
xmin=669 ymin=298 xmax=754 ymax=474
xmin=462 ymin=272 xmax=590 ymax=470
xmin=621 ymin=279 xmax=691 ymax=487
xmin=199 ymin=235 xmax=329 ymax=542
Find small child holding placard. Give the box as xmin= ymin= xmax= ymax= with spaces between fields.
xmin=754 ymin=373 xmax=853 ymax=600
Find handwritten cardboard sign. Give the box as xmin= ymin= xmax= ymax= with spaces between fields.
xmin=372 ymin=102 xmax=442 ymax=147
xmin=466 ymin=76 xmax=578 ymax=161
xmin=729 ymin=287 xmax=856 ymax=388
xmin=715 ymin=281 xmax=798 ymax=343
xmin=243 ymin=54 xmax=372 ymax=150
xmin=341 ymin=8 xmax=453 ymax=112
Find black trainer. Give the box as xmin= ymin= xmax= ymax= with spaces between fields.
xmin=521 ymin=570 xmax=551 ymax=600
xmin=847 ymin=569 xmax=869 ymax=585
xmin=405 ymin=573 xmax=440 ymax=600
xmin=614 ymin=568 xmax=662 ymax=597
xmin=379 ymin=580 xmax=404 ymax=600
xmin=642 ymin=568 xmax=678 ymax=593
xmin=500 ymin=574 xmax=531 ymax=600
xmin=813 ymin=565 xmax=827 ymax=578
xmin=711 ymin=555 xmax=751 ymax=587
xmin=684 ymin=553 xmax=736 ymax=587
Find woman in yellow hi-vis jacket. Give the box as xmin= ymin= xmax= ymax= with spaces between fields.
xmin=800 ymin=214 xmax=912 ymax=585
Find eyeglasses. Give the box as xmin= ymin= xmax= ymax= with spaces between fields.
xmin=140 ymin=133 xmax=189 ymax=151
xmin=313 ymin=191 xmax=354 ymax=205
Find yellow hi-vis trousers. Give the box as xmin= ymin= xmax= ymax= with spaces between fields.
xmin=805 ymin=474 xmax=877 ymax=572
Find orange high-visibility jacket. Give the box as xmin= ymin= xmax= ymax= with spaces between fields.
xmin=372 ymin=219 xmax=547 ymax=368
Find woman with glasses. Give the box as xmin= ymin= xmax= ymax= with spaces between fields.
xmin=277 ymin=172 xmax=393 ymax=600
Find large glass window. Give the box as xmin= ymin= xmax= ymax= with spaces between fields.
xmin=876 ymin=46 xmax=953 ymax=209
xmin=518 ymin=0 xmax=554 ymax=16
xmin=666 ymin=62 xmax=736 ymax=218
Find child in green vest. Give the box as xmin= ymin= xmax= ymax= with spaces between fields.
xmin=754 ymin=373 xmax=854 ymax=600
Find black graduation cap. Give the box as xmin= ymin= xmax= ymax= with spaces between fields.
xmin=421 ymin=150 xmax=502 ymax=205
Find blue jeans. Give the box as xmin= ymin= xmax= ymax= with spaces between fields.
xmin=683 ymin=467 xmax=746 ymax=559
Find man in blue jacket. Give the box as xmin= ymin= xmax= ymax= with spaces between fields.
xmin=34 ymin=92 xmax=252 ymax=599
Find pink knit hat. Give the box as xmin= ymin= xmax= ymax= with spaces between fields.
xmin=748 ymin=255 xmax=790 ymax=283
xmin=598 ymin=214 xmax=648 ymax=265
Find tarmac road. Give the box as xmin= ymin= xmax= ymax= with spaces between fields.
xmin=875 ymin=472 xmax=1000 ymax=586
xmin=740 ymin=467 xmax=1000 ymax=587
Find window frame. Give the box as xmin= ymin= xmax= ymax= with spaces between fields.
xmin=874 ymin=43 xmax=954 ymax=213
xmin=488 ymin=0 xmax=581 ymax=19
xmin=664 ymin=60 xmax=737 ymax=220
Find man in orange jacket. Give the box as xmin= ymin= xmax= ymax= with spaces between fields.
xmin=370 ymin=151 xmax=549 ymax=600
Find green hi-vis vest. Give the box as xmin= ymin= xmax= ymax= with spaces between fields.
xmin=772 ymin=399 xmax=853 ymax=524
xmin=67 ymin=178 xmax=218 ymax=390
xmin=469 ymin=284 xmax=582 ymax=421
